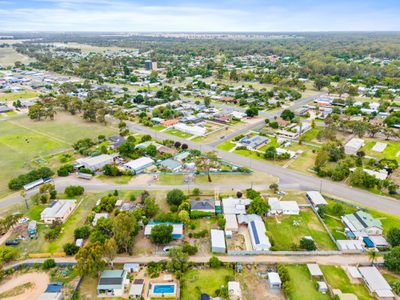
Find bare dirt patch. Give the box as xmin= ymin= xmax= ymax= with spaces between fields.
xmin=0 ymin=272 xmax=49 ymax=300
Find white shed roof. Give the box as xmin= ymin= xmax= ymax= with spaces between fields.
xmin=307 ymin=264 xmax=323 ymax=276
xmin=358 ymin=267 xmax=393 ymax=296
xmin=211 ymin=229 xmax=226 ymax=249
xmin=306 ymin=191 xmax=328 ymax=206
xmin=268 ymin=272 xmax=282 ymax=285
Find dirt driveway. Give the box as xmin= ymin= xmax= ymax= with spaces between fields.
xmin=0 ymin=272 xmax=50 ymax=300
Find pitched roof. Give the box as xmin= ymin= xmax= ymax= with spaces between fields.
xmin=190 ymin=199 xmax=215 ymax=210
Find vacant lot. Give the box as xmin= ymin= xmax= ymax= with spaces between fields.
xmin=0 ymin=91 xmax=39 ymax=102
xmin=181 ymin=268 xmax=233 ymax=300
xmin=286 ymin=265 xmax=330 ymax=300
xmin=0 ymin=47 xmax=34 ymax=66
xmin=164 ymin=128 xmax=194 ymax=139
xmin=266 ymin=209 xmax=336 ymax=250
xmin=0 ymin=113 xmax=117 ymax=198
xmin=361 ymin=138 xmax=400 ymax=162
xmin=321 ymin=265 xmax=374 ymax=300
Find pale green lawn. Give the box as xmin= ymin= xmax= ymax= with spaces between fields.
xmin=286 ymin=265 xmax=330 ymax=300
xmin=321 ymin=265 xmax=374 ymax=300
xmin=165 ymin=129 xmax=193 ymax=139
xmin=0 ymin=91 xmax=39 ymax=101
xmin=266 ymin=209 xmax=336 ymax=250
xmin=361 ymin=138 xmax=400 ymax=161
xmin=216 ymin=140 xmax=236 ymax=151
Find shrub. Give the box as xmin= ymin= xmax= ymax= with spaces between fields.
xmin=57 ymin=164 xmax=74 ymax=177
xmin=45 ymin=225 xmax=62 ymax=241
xmin=74 ymin=225 xmax=91 ymax=239
xmin=209 ymin=256 xmax=222 ymax=268
xmin=64 ymin=185 xmax=84 ymax=197
xmin=299 ymin=238 xmax=317 ymax=251
xmin=42 ymin=258 xmax=56 ymax=270
xmin=63 ymin=243 xmax=80 ymax=256
xmin=8 ymin=167 xmax=54 ymax=190
xmin=190 ymin=211 xmax=213 ymax=219
xmin=167 ymin=189 xmax=186 ymax=206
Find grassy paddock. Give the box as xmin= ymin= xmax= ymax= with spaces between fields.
xmin=321 ymin=265 xmax=374 ymax=300
xmin=286 ymin=264 xmax=330 ymax=300
xmin=0 ymin=113 xmax=117 ymax=198
xmin=181 ymin=268 xmax=233 ymax=300
xmin=266 ymin=209 xmax=336 ymax=250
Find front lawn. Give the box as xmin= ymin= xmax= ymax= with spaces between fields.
xmin=265 ymin=209 xmax=336 ymax=250
xmin=165 ymin=129 xmax=194 ymax=139
xmin=216 ymin=140 xmax=236 ymax=151
xmin=361 ymin=138 xmax=400 ymax=162
xmin=321 ymin=265 xmax=374 ymax=300
xmin=181 ymin=268 xmax=234 ymax=300
xmin=286 ymin=265 xmax=330 ymax=300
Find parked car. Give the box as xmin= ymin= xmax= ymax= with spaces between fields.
xmin=5 ymin=240 xmax=19 ymax=246
xmin=163 ymin=246 xmax=176 ymax=253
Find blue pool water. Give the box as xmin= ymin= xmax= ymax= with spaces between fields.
xmin=153 ymin=284 xmax=175 ymax=294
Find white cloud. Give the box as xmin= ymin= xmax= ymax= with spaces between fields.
xmin=0 ymin=0 xmax=399 ymax=31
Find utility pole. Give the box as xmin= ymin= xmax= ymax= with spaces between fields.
xmin=21 ymin=190 xmax=29 ymax=209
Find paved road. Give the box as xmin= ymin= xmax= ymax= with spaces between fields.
xmin=6 ymin=253 xmax=381 ymax=269
xmin=3 ymin=94 xmax=400 ymax=216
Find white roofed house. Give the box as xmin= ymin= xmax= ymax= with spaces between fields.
xmin=358 ymin=267 xmax=394 ymax=299
xmin=41 ymin=200 xmax=76 ymax=224
xmin=268 ymin=198 xmax=300 ymax=215
xmin=237 ymin=214 xmax=271 ymax=251
xmin=306 ymin=191 xmax=328 ymax=207
xmin=173 ymin=123 xmax=207 ymax=136
xmin=222 ymin=197 xmax=251 ymax=215
xmin=124 ymin=157 xmax=154 ymax=174
xmin=76 ymin=154 xmax=114 ymax=172
xmin=344 ymin=138 xmax=365 ymax=155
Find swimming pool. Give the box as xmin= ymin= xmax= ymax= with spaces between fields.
xmin=150 ymin=283 xmax=177 ymax=297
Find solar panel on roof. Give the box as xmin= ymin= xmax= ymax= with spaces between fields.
xmin=250 ymin=221 xmax=260 ymax=244
xmin=99 ymin=277 xmax=123 ymax=285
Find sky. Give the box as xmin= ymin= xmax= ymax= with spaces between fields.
xmin=0 ymin=0 xmax=399 ymax=32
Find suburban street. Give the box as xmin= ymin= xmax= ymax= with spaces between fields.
xmin=6 ymin=253 xmax=382 ymax=270
xmin=2 ymin=93 xmax=400 ymax=216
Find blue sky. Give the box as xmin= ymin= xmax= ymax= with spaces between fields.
xmin=0 ymin=0 xmax=399 ymax=32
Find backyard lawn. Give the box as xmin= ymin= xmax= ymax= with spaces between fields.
xmin=361 ymin=138 xmax=400 ymax=161
xmin=181 ymin=268 xmax=233 ymax=300
xmin=286 ymin=265 xmax=330 ymax=300
xmin=0 ymin=113 xmax=117 ymax=198
xmin=165 ymin=129 xmax=193 ymax=139
xmin=265 ymin=209 xmax=336 ymax=250
xmin=321 ymin=265 xmax=374 ymax=300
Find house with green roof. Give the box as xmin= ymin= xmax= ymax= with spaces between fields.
xmin=97 ymin=270 xmax=128 ymax=297
xmin=341 ymin=211 xmax=383 ymax=236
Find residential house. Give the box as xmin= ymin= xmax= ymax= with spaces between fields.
xmin=159 ymin=158 xmax=182 ymax=172
xmin=144 ymin=222 xmax=183 ymax=239
xmin=76 ymin=154 xmax=114 ymax=172
xmin=222 ymin=197 xmax=251 ymax=215
xmin=124 ymin=157 xmax=154 ymax=174
xmin=358 ymin=267 xmax=394 ymax=299
xmin=190 ymin=199 xmax=215 ymax=214
xmin=238 ymin=135 xmax=269 ymax=150
xmin=41 ymin=200 xmax=76 ymax=224
xmin=173 ymin=123 xmax=207 ymax=136
xmin=344 ymin=138 xmax=365 ymax=155
xmin=97 ymin=270 xmax=128 ymax=298
xmin=342 ymin=211 xmax=383 ymax=236
xmin=237 ymin=214 xmax=271 ymax=251
xmin=268 ymin=198 xmax=300 ymax=215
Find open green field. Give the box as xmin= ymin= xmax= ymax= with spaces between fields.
xmin=321 ymin=265 xmax=374 ymax=300
xmin=152 ymin=124 xmax=166 ymax=131
xmin=266 ymin=209 xmax=336 ymax=250
xmin=361 ymin=138 xmax=400 ymax=162
xmin=165 ymin=128 xmax=193 ymax=139
xmin=181 ymin=268 xmax=233 ymax=300
xmin=0 ymin=113 xmax=117 ymax=198
xmin=0 ymin=47 xmax=34 ymax=66
xmin=286 ymin=265 xmax=330 ymax=300
xmin=0 ymin=91 xmax=39 ymax=102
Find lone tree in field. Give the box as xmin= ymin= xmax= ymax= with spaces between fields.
xmin=195 ymin=151 xmax=219 ymax=182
